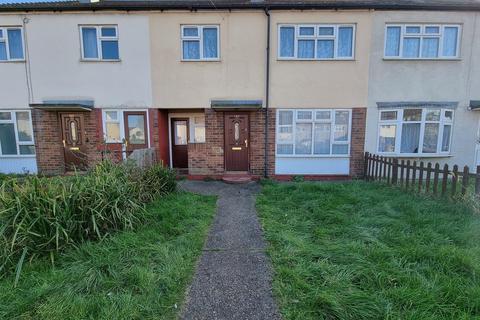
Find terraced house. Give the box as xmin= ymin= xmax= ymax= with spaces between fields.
xmin=0 ymin=0 xmax=479 ymax=180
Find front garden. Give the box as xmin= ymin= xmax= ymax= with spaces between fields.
xmin=257 ymin=181 xmax=480 ymax=319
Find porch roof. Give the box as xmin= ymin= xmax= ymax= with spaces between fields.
xmin=30 ymin=100 xmax=94 ymax=112
xmin=211 ymin=100 xmax=263 ymax=111
xmin=470 ymin=101 xmax=480 ymax=110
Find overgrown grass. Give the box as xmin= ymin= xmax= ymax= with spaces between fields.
xmin=0 ymin=192 xmax=216 ymax=319
xmin=257 ymin=181 xmax=480 ymax=320
xmin=0 ymin=161 xmax=176 ymax=279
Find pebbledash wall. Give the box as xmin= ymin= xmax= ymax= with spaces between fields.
xmin=365 ymin=11 xmax=480 ymax=170
xmin=0 ymin=12 xmax=153 ymax=174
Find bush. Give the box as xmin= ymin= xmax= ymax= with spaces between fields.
xmin=0 ymin=161 xmax=176 ymax=282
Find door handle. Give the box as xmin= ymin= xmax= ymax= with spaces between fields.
xmin=245 ymin=139 xmax=248 ymax=148
xmin=62 ymin=140 xmax=66 ymax=147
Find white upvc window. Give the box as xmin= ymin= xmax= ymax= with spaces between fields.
xmin=276 ymin=109 xmax=351 ymax=157
xmin=278 ymin=24 xmax=355 ymax=60
xmin=192 ymin=116 xmax=206 ymax=143
xmin=384 ymin=24 xmax=461 ymax=59
xmin=103 ymin=110 xmax=122 ymax=143
xmin=377 ymin=108 xmax=454 ymax=156
xmin=0 ymin=110 xmax=35 ymax=157
xmin=80 ymin=25 xmax=119 ymax=61
xmin=0 ymin=26 xmax=25 ymax=61
xmin=181 ymin=25 xmax=219 ymax=61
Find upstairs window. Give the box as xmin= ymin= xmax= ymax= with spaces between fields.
xmin=384 ymin=24 xmax=461 ymax=59
xmin=181 ymin=25 xmax=219 ymax=61
xmin=80 ymin=25 xmax=119 ymax=61
xmin=378 ymin=108 xmax=454 ymax=155
xmin=0 ymin=27 xmax=24 ymax=61
xmin=0 ymin=111 xmax=35 ymax=156
xmin=278 ymin=24 xmax=355 ymax=60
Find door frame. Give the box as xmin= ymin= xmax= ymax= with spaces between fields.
xmin=59 ymin=112 xmax=87 ymax=171
xmin=170 ymin=117 xmax=190 ymax=169
xmin=123 ymin=111 xmax=149 ymax=153
xmin=224 ymin=112 xmax=250 ymax=172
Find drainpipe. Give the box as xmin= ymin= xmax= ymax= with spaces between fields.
xmin=264 ymin=8 xmax=270 ymax=178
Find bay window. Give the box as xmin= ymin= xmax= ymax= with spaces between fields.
xmin=276 ymin=109 xmax=351 ymax=156
xmin=278 ymin=24 xmax=355 ymax=60
xmin=0 ymin=111 xmax=35 ymax=156
xmin=378 ymin=108 xmax=453 ymax=155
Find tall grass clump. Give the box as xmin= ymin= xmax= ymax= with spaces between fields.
xmin=0 ymin=160 xmax=176 ymax=282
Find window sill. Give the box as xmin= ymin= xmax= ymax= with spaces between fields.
xmin=276 ymin=154 xmax=350 ymax=158
xmin=80 ymin=59 xmax=122 ymax=63
xmin=277 ymin=58 xmax=355 ymax=62
xmin=0 ymin=60 xmax=26 ymax=63
xmin=382 ymin=57 xmax=461 ymax=61
xmin=0 ymin=154 xmax=36 ymax=158
xmin=181 ymin=59 xmax=221 ymax=62
xmin=376 ymin=153 xmax=452 ymax=158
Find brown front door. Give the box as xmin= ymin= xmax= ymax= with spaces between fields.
xmin=124 ymin=111 xmax=148 ymax=155
xmin=60 ymin=113 xmax=88 ymax=171
xmin=225 ymin=113 xmax=249 ymax=171
xmin=171 ymin=118 xmax=189 ymax=169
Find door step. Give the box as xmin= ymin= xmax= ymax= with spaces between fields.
xmin=222 ymin=173 xmax=252 ymax=184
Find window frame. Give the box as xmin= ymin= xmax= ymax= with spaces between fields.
xmin=181 ymin=25 xmax=220 ymax=61
xmin=0 ymin=26 xmax=25 ymax=62
xmin=275 ymin=109 xmax=352 ymax=158
xmin=0 ymin=110 xmax=35 ymax=157
xmin=102 ymin=109 xmax=150 ymax=146
xmin=277 ymin=24 xmax=356 ymax=61
xmin=79 ymin=25 xmax=120 ymax=61
xmin=376 ymin=108 xmax=454 ymax=156
xmin=383 ymin=24 xmax=462 ymax=60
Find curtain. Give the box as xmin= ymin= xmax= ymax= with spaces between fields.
xmin=280 ymin=26 xmax=294 ymax=57
xmin=277 ymin=144 xmax=293 ymax=155
xmin=279 ymin=111 xmax=293 ymax=125
xmin=421 ymin=38 xmax=439 ymax=58
xmin=299 ymin=27 xmax=314 ymax=36
xmin=334 ymin=111 xmax=349 ymax=141
xmin=379 ymin=125 xmax=396 ymax=152
xmin=7 ymin=29 xmax=23 ymax=59
xmin=183 ymin=27 xmax=198 ymax=37
xmin=101 ymin=40 xmax=119 ymax=60
xmin=82 ymin=28 xmax=98 ymax=59
xmin=337 ymin=27 xmax=353 ymax=57
xmin=422 ymin=123 xmax=439 ymax=153
xmin=314 ymin=123 xmax=330 ymax=154
xmin=183 ymin=40 xmax=200 ymax=59
xmin=0 ymin=41 xmax=7 ymax=60
xmin=400 ymin=123 xmax=420 ymax=153
xmin=443 ymin=27 xmax=458 ymax=57
xmin=332 ymin=144 xmax=348 ymax=154
xmin=15 ymin=112 xmax=32 ymax=142
xmin=203 ymin=28 xmax=218 ymax=58
xmin=442 ymin=125 xmax=452 ymax=151
xmin=317 ymin=40 xmax=334 ymax=58
xmin=385 ymin=26 xmax=401 ymax=56
xmin=402 ymin=38 xmax=420 ymax=58
xmin=319 ymin=27 xmax=334 ymax=36
xmin=298 ymin=40 xmax=314 ymax=58
xmin=295 ymin=123 xmax=312 ymax=154
xmin=0 ymin=123 xmax=17 ymax=155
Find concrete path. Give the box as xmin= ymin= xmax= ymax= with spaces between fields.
xmin=179 ymin=180 xmax=281 ymax=320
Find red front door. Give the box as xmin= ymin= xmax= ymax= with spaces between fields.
xmin=60 ymin=113 xmax=88 ymax=171
xmin=124 ymin=111 xmax=148 ymax=156
xmin=171 ymin=118 xmax=189 ymax=169
xmin=224 ymin=113 xmax=249 ymax=171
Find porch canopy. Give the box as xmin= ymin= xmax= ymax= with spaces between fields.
xmin=470 ymin=101 xmax=480 ymax=110
xmin=30 ymin=100 xmax=94 ymax=112
xmin=211 ymin=100 xmax=263 ymax=111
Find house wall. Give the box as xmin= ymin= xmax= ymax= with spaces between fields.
xmin=149 ymin=11 xmax=266 ymax=109
xmin=365 ymin=11 xmax=480 ymax=169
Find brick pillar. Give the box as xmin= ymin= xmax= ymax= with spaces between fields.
xmin=32 ymin=109 xmax=64 ymax=175
xmin=350 ymin=107 xmax=367 ymax=178
xmin=250 ymin=108 xmax=276 ymax=177
xmin=204 ymin=109 xmax=225 ymax=175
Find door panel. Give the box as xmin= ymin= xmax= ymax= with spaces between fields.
xmin=60 ymin=113 xmax=88 ymax=171
xmin=124 ymin=111 xmax=148 ymax=155
xmin=171 ymin=118 xmax=189 ymax=169
xmin=225 ymin=113 xmax=249 ymax=171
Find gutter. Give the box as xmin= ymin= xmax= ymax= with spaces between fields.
xmin=264 ymin=7 xmax=270 ymax=178
xmin=2 ymin=2 xmax=480 ymax=13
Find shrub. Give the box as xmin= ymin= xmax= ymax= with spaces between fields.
xmin=0 ymin=161 xmax=176 ymax=282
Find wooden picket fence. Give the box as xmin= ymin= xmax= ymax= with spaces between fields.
xmin=364 ymin=152 xmax=480 ymax=199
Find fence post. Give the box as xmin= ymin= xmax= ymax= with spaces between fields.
xmin=451 ymin=165 xmax=458 ymax=198
xmin=364 ymin=152 xmax=369 ymax=181
xmin=476 ymin=165 xmax=480 ymax=196
xmin=433 ymin=163 xmax=440 ymax=195
xmin=418 ymin=161 xmax=424 ymax=193
xmin=441 ymin=164 xmax=449 ymax=197
xmin=406 ymin=160 xmax=411 ymax=189
xmin=392 ymin=158 xmax=398 ymax=185
xmin=426 ymin=162 xmax=432 ymax=192
xmin=461 ymin=166 xmax=469 ymax=196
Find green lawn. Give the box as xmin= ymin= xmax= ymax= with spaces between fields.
xmin=257 ymin=181 xmax=480 ymax=320
xmin=0 ymin=192 xmax=216 ymax=320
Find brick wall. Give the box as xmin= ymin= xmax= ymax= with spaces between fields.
xmin=350 ymin=107 xmax=367 ymax=178
xmin=32 ymin=109 xmax=101 ymax=175
xmin=250 ymin=109 xmax=276 ymax=177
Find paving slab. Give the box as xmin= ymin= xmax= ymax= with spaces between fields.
xmin=179 ymin=180 xmax=281 ymax=320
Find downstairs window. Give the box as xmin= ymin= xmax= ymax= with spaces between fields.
xmin=0 ymin=111 xmax=35 ymax=156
